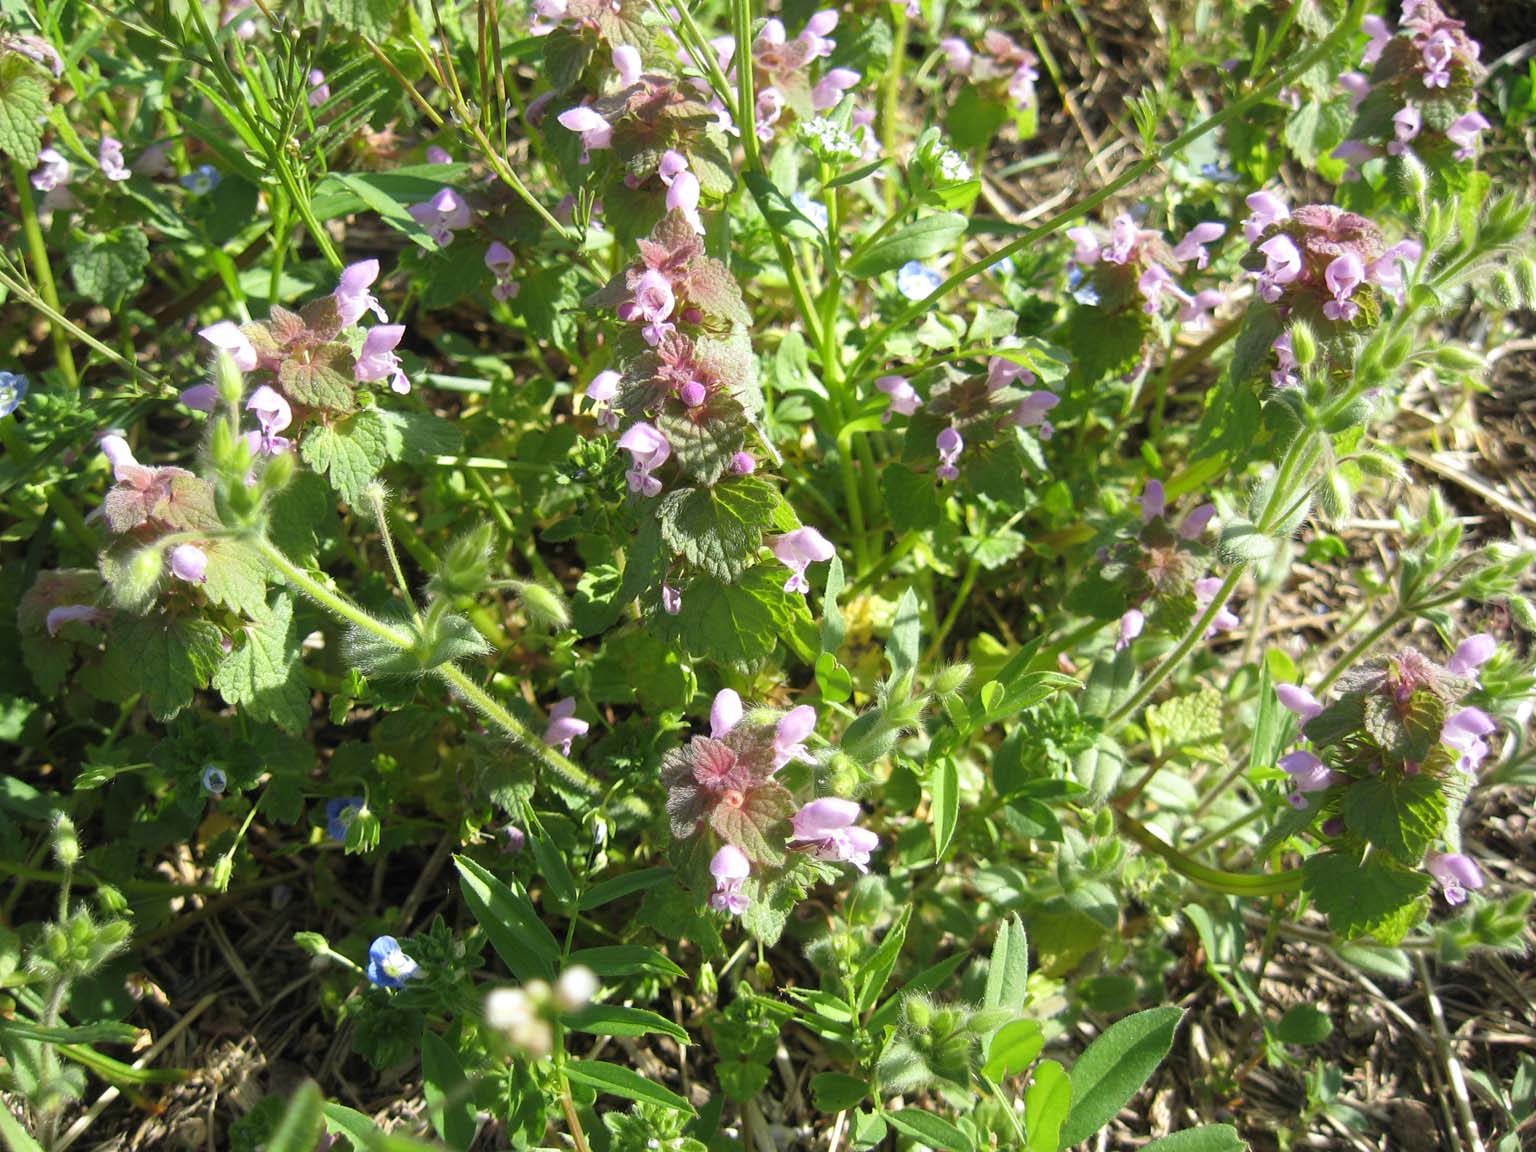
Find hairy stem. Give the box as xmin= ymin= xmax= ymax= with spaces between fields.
xmin=1117 ymin=813 xmax=1301 ymax=897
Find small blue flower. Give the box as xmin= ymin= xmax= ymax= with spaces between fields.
xmin=366 ymin=935 xmax=420 ymax=989
xmin=896 ymin=260 xmax=944 ymax=301
xmin=0 ymin=372 xmax=29 ymax=418
xmin=179 ymin=164 xmax=221 ymax=196
xmin=326 ymin=796 xmax=365 ymax=842
xmin=1067 ymin=265 xmax=1101 ymax=306
xmin=791 ymin=191 xmax=829 ymax=231
xmin=202 ymin=766 xmax=227 ymax=795
xmin=1199 ymin=162 xmax=1241 ymax=184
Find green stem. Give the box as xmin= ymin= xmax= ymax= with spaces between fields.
xmin=11 ymin=167 xmax=79 ymax=390
xmin=1117 ymin=813 xmax=1300 ymax=896
xmin=925 ymin=557 xmax=979 ymax=664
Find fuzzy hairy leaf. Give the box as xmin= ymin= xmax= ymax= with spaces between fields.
xmin=67 ymin=228 xmax=151 ymax=311
xmin=1302 ymin=851 xmax=1432 ymax=944
xmin=212 ymin=593 xmax=311 ymax=734
xmin=1061 ymin=1006 xmax=1184 ymax=1146
xmin=301 ymin=407 xmax=399 ymax=505
xmin=656 ymin=563 xmax=813 ymax=665
xmin=101 ymin=614 xmax=224 ymax=721
xmin=656 ymin=477 xmax=778 ymax=580
xmin=1342 ymin=772 xmax=1447 ymax=866
xmin=201 ymin=538 xmax=270 ymax=619
xmin=279 ymin=346 xmax=357 ymax=412
xmin=709 ymin=777 xmax=796 ymax=865
xmin=0 ymin=55 xmax=50 ymax=167
xmin=1362 ymin=690 xmax=1446 ymax=763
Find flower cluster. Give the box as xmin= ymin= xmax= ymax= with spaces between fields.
xmin=1275 ymin=636 xmax=1500 ymax=903
xmin=1333 ymin=0 xmax=1487 ymax=176
xmin=1098 ymin=479 xmax=1226 ymax=642
xmin=1067 ymin=213 xmax=1227 ymax=327
xmin=711 ymin=11 xmax=859 ymax=141
xmin=664 ymin=691 xmax=877 ymax=918
xmin=484 ymin=966 xmax=599 ymax=1059
xmin=938 ymin=31 xmax=1039 ymax=117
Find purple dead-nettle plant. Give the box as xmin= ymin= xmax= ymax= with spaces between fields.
xmin=1096 ymin=478 xmax=1225 ymax=639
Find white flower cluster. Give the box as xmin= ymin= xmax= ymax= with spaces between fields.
xmin=798 ymin=117 xmax=864 ymax=164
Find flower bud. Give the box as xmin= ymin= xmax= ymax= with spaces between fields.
xmin=111 ymin=546 xmax=164 ymax=611
xmin=53 ymin=814 xmax=80 ymax=868
xmin=511 ymin=580 xmax=571 ymax=630
xmin=97 ymin=885 xmax=127 ymax=915
xmin=431 ymin=523 xmax=497 ymax=598
xmin=930 ymin=662 xmax=973 ymax=698
xmin=554 ymin=965 xmax=599 ymax=1012
xmin=1288 ymin=321 xmax=1317 ymax=369
xmin=904 ymin=994 xmax=934 ymax=1031
xmin=214 ymin=351 xmax=245 ymax=407
xmin=261 ymin=448 xmax=296 ymax=493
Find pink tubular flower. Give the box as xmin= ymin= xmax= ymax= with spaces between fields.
xmin=730 ymin=451 xmax=757 ymax=475
xmin=1103 ymin=214 xmax=1141 ymax=265
xmin=1280 ymin=749 xmax=1336 ymax=808
xmin=557 ymin=105 xmax=613 ymax=162
xmin=1194 ymin=576 xmax=1239 ymax=637
xmin=408 ymin=188 xmax=473 ymax=246
xmin=1368 ymin=239 xmax=1422 ymax=301
xmin=771 ymin=527 xmax=834 ymax=594
xmin=1271 ymin=331 xmax=1300 ymax=389
xmin=773 ymin=705 xmax=817 ymax=770
xmin=790 ymin=798 xmax=878 ymax=872
xmin=936 ymin=426 xmax=963 ymax=483
xmin=1067 ymin=226 xmax=1100 ymax=266
xmin=1338 ymin=71 xmax=1370 ymax=111
xmin=1442 ymin=707 xmax=1495 ymax=775
xmin=99 ymin=137 xmax=130 ymax=181
xmin=612 ymin=43 xmax=642 ymax=87
xmin=180 ymin=384 xmax=218 ymax=412
xmin=31 ymin=147 xmax=70 ymax=192
xmin=99 ymin=434 xmax=144 ymax=482
xmin=1446 ymin=633 xmax=1496 ymax=679
xmin=666 ymin=169 xmax=705 ymax=235
xmin=1140 ymin=479 xmax=1166 ymax=523
xmin=1446 ymin=111 xmax=1490 ymax=162
xmin=1361 ymin=14 xmax=1392 ymax=66
xmin=1421 ymin=29 xmax=1454 ymax=88
xmin=627 ymin=269 xmax=676 ymax=346
xmin=1172 ymin=222 xmax=1225 ymax=269
xmin=246 ymin=385 xmax=294 ymax=456
xmin=658 ymin=150 xmax=689 ymax=185
xmin=939 ymin=37 xmax=973 ymax=74
xmin=307 ymin=69 xmax=330 ymax=107
xmin=876 ymin=375 xmax=920 ymax=422
xmin=1011 ymin=390 xmax=1059 ymax=438
xmin=1243 ymin=191 xmax=1289 ymax=243
xmin=1179 ymin=503 xmax=1217 ymax=539
xmin=486 ymin=241 xmax=519 ymax=301
xmin=1389 ymin=105 xmax=1421 ymax=156
xmin=1276 ymin=682 xmax=1324 ymax=725
xmin=618 ymin=422 xmax=671 ymax=497
xmin=709 ymin=845 xmax=750 ymax=914
xmin=661 ymin=580 xmax=683 ymax=614
xmin=585 ymin=370 xmax=621 ymax=430
xmin=812 ymin=67 xmax=860 ymax=111
xmin=1256 ymin=235 xmax=1302 ymax=302
xmin=1116 ymin=609 xmax=1144 ymax=651
xmin=46 ymin=605 xmax=107 ymax=636
xmin=710 ymin=688 xmax=743 ymax=739
xmin=355 ymin=325 xmax=410 ymax=394
xmin=336 ymin=260 xmax=387 ymax=326
xmin=426 ymin=144 xmax=453 ymax=164
xmin=199 ymin=320 xmax=258 ymax=373
xmin=1323 ymin=252 xmax=1365 ymax=322
xmin=543 ymin=697 xmax=589 ymax=755
xmin=1426 ymin=852 xmax=1483 ymax=906
xmin=987 ymin=357 xmax=1035 ymax=392
xmin=170 ymin=544 xmax=208 ymax=583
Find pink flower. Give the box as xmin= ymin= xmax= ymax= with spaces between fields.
xmin=1338 ymin=71 xmax=1370 ymax=111
xmin=426 ymin=145 xmax=453 ymax=164
xmin=180 ymin=384 xmax=218 ymax=412
xmin=661 ymin=581 xmax=682 ymax=614
xmin=1275 ymin=682 xmax=1324 ymax=725
xmin=408 ymin=188 xmax=473 ymax=246
xmin=1270 ymin=331 xmax=1299 ymax=389
xmin=46 ymin=605 xmax=107 ymax=636
xmin=336 ymin=260 xmax=387 ymax=326
xmin=710 ymin=689 xmax=743 ymax=739
xmin=773 ymin=705 xmax=817 ymax=770
xmin=1389 ymin=105 xmax=1421 ymax=156
xmin=754 ymin=87 xmax=785 ymax=142
xmin=585 ymin=370 xmax=621 ymax=430
xmin=617 ymin=422 xmax=671 ymax=497
xmin=1420 ymin=29 xmax=1455 ymax=88
xmin=1426 ymin=852 xmax=1483 ymax=906
xmin=1446 ymin=111 xmax=1490 ymax=162
xmin=666 ymin=169 xmax=705 ymax=235
xmin=170 ymin=544 xmax=208 ymax=583
xmin=612 ymin=43 xmax=642 ymax=87
xmin=1323 ymin=252 xmax=1365 ymax=322
xmin=500 ymin=824 xmax=527 ymax=853
xmin=1140 ymin=479 xmax=1166 ymax=523
xmin=99 ymin=434 xmax=143 ymax=482
xmin=936 ymin=426 xmax=963 ymax=483
xmin=1256 ymin=235 xmax=1301 ymax=303
xmin=1171 ymin=222 xmax=1225 ymax=269
xmin=1102 ymin=214 xmax=1141 ymax=265
xmin=771 ymin=527 xmax=834 ymax=594
xmin=987 ymin=357 xmax=1035 ymax=392
xmin=1242 ymin=191 xmax=1289 ymax=243
xmin=658 ymin=150 xmax=689 ymax=185
xmin=1116 ymin=609 xmax=1144 ymax=651
xmin=1066 ymin=225 xmax=1101 ymax=266
xmin=1280 ymin=749 xmax=1336 ymax=808
xmin=1178 ymin=288 xmax=1226 ymax=330
xmin=1194 ymin=576 xmax=1239 ymax=637
xmin=1138 ymin=264 xmax=1181 ymax=314
xmin=246 ymin=385 xmax=294 ymax=456
xmin=801 ymin=10 xmax=839 ymax=57
xmin=1179 ymin=503 xmax=1217 ymax=539
xmin=939 ymin=37 xmax=973 ymax=74
xmin=627 ymin=269 xmax=676 ymax=346
xmin=789 ymin=798 xmax=878 ymax=872
xmin=812 ymin=68 xmax=860 ymax=111
xmin=307 ymin=69 xmax=330 ymax=107
xmin=486 ymin=241 xmax=519 ymax=301
xmin=730 ymin=451 xmax=757 ymax=474
xmin=355 ymin=325 xmax=410 ymax=394
xmin=876 ymin=375 xmax=920 ymax=421
xmin=1446 ymin=633 xmax=1496 ymax=679
xmin=99 ymin=137 xmax=130 ymax=181
xmin=1361 ymin=14 xmax=1392 ymax=66
xmin=1011 ymin=390 xmax=1058 ymax=437
xmin=679 ymin=380 xmax=707 ymax=407
xmin=30 ymin=147 xmax=70 ymax=192
xmin=708 ymin=845 xmax=750 ymax=914
xmin=1442 ymin=707 xmax=1495 ymax=775
xmin=543 ymin=697 xmax=589 ymax=755
xmin=1367 ymin=239 xmax=1422 ymax=301
xmin=557 ymin=105 xmax=613 ymax=161
xmin=198 ymin=320 xmax=258 ymax=373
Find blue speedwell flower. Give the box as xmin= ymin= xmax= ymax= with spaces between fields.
xmin=897 ymin=260 xmax=944 ymax=301
xmin=201 ymin=766 xmax=227 ymax=795
xmin=366 ymin=936 xmax=420 ymax=989
xmin=0 ymin=372 xmax=29 ymax=418
xmin=326 ymin=796 xmax=365 ymax=842
xmin=179 ymin=164 xmax=221 ymax=196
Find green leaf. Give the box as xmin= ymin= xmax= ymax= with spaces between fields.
xmin=67 ymin=228 xmax=151 ymax=311
xmin=983 ymin=914 xmax=1029 ymax=1013
xmin=453 ymin=855 xmax=559 ymax=982
xmin=564 ymin=1059 xmax=694 ymax=1115
xmin=810 ymin=1071 xmax=868 ymax=1113
xmin=1302 ymin=852 xmax=1432 ymax=944
xmin=420 ymin=1030 xmax=476 ymax=1152
xmin=1362 ymin=690 xmax=1447 ymax=763
xmin=889 ymin=586 xmax=921 ymax=680
xmin=930 ymin=757 xmax=959 ymax=860
xmin=880 ymin=463 xmax=940 ymax=533
xmin=848 ymin=213 xmax=968 ymax=277
xmin=709 ymin=777 xmax=796 ymax=866
xmin=200 ymin=538 xmax=270 ymax=619
xmin=267 ymin=1082 xmax=325 ymax=1152
xmin=1141 ymin=1125 xmax=1249 ymax=1152
xmin=213 ymin=593 xmax=311 ymax=734
xmin=1061 ymin=1006 xmax=1184 ymax=1147
xmin=0 ymin=1019 xmax=138 ymax=1046
xmin=301 ymin=407 xmax=400 ymax=505
xmin=1026 ymin=1059 xmax=1072 ymax=1152
xmin=280 ymin=346 xmax=359 ymax=413
xmin=577 ymin=868 xmax=675 ymax=911
xmin=884 ymin=1108 xmax=973 ymax=1152
xmin=855 ymin=905 xmax=912 ymax=1014
xmin=815 ymin=651 xmax=854 ymax=703
xmin=657 ymin=563 xmax=813 ymax=666
xmin=1146 ymin=688 xmax=1224 ymax=758
xmin=564 ymin=1004 xmax=688 ymax=1043
xmin=330 ymin=0 xmax=397 ymax=37
xmin=1341 ymin=772 xmax=1447 ymax=865
xmin=102 ymin=614 xmax=224 ymax=721
xmin=0 ymin=1102 xmax=46 ymax=1152
xmin=1275 ymin=1004 xmax=1333 ymax=1047
xmin=657 ymin=477 xmax=778 ymax=580
xmin=567 ymin=944 xmax=684 ymax=980
xmin=1217 ymin=518 xmax=1278 ymax=564
xmin=821 ymin=554 xmax=847 ymax=654
xmin=0 ymin=55 xmax=51 ymax=168
xmin=984 ymin=1018 xmax=1045 ymax=1081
